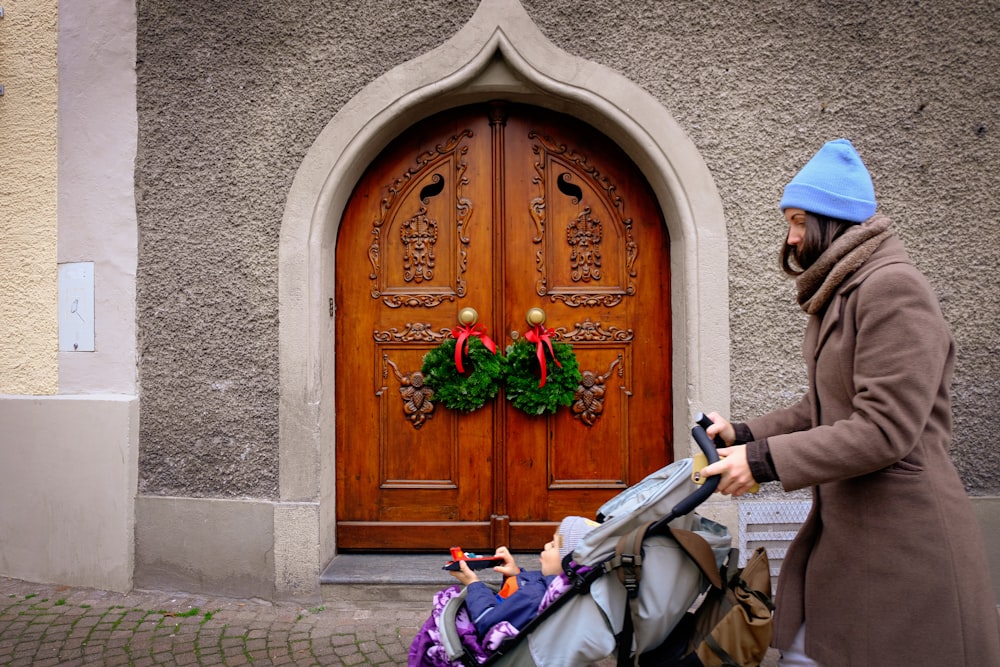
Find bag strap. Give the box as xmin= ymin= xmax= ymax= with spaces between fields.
xmin=617 ymin=597 xmax=637 ymax=667
xmin=610 ymin=521 xmax=651 ymax=595
xmin=608 ymin=520 xmax=655 ymax=667
xmin=607 ymin=523 xmax=724 ymax=593
xmin=609 ymin=523 xmax=727 ymax=667
xmin=666 ymin=527 xmax=723 ymax=590
xmin=703 ymin=633 xmax=741 ymax=667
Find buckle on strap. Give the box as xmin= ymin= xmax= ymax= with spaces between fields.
xmin=611 ymin=521 xmax=653 ymax=600
xmin=616 ymin=552 xmax=643 ymax=597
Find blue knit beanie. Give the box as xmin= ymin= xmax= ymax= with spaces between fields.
xmin=779 ymin=139 xmax=876 ymax=223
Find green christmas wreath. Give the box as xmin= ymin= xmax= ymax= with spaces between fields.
xmin=421 ymin=337 xmax=505 ymax=412
xmin=504 ymin=337 xmax=581 ymax=416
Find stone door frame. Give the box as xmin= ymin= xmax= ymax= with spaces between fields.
xmin=276 ymin=0 xmax=731 ymax=598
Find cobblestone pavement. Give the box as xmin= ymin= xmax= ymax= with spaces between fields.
xmin=0 ymin=577 xmax=430 ymax=666
xmin=1 ymin=576 xmax=781 ymax=666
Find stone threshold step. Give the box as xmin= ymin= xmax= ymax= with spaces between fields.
xmin=321 ymin=553 xmax=508 ymax=608
xmin=321 ymin=553 xmax=507 ymax=586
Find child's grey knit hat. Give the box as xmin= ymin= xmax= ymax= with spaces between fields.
xmin=557 ymin=516 xmax=599 ymax=560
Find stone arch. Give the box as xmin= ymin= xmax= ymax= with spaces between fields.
xmin=276 ymin=0 xmax=730 ymax=595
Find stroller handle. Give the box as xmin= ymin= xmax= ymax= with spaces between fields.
xmin=667 ymin=424 xmax=721 ymax=518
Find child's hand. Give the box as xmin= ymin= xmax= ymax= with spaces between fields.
xmin=492 ymin=546 xmax=520 ymax=577
xmin=449 ymin=560 xmax=480 ymax=586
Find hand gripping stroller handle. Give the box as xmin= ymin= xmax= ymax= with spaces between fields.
xmin=668 ymin=425 xmax=721 ymax=518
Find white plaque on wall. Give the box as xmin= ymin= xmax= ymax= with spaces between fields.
xmin=58 ymin=262 xmax=95 ymax=352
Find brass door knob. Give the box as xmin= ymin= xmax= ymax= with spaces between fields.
xmin=458 ymin=307 xmax=479 ymax=326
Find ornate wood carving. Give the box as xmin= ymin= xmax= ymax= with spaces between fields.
xmin=379 ymin=354 xmax=435 ymax=430
xmin=553 ymin=318 xmax=634 ymax=342
xmin=573 ymin=354 xmax=623 ymax=427
xmin=382 ymin=294 xmax=453 ymax=308
xmin=528 ymin=131 xmax=638 ymax=307
xmin=400 ymin=209 xmax=438 ymax=282
xmin=372 ymin=323 xmax=451 ymax=343
xmin=368 ymin=131 xmax=475 ymax=308
xmin=567 ymin=206 xmax=602 ymax=282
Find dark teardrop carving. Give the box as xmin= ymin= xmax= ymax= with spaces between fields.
xmin=556 ymin=172 xmax=582 ymax=204
xmin=420 ymin=174 xmax=445 ymax=204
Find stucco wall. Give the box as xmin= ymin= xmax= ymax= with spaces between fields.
xmin=135 ymin=0 xmax=1000 ymax=499
xmin=135 ymin=0 xmax=480 ymax=498
xmin=525 ymin=0 xmax=1000 ymax=496
xmin=0 ymin=0 xmax=59 ymax=395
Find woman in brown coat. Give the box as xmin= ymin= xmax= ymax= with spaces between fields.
xmin=701 ymin=139 xmax=1000 ymax=666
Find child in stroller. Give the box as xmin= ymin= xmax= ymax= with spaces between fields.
xmin=408 ymin=424 xmax=748 ymax=667
xmin=448 ymin=516 xmax=600 ymax=637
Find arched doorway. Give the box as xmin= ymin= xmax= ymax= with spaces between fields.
xmin=335 ymin=102 xmax=672 ymax=551
xmin=276 ymin=0 xmax=729 ymax=597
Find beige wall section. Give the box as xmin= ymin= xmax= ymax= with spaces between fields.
xmin=57 ymin=0 xmax=138 ymax=394
xmin=0 ymin=396 xmax=138 ymax=592
xmin=0 ymin=0 xmax=59 ymax=394
xmin=0 ymin=0 xmax=140 ymax=595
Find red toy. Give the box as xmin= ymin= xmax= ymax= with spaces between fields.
xmin=443 ymin=546 xmax=505 ymax=571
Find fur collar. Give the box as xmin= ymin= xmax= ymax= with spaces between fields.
xmin=796 ymin=214 xmax=893 ymax=314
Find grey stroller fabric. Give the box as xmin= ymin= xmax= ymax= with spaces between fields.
xmin=437 ymin=458 xmax=732 ymax=666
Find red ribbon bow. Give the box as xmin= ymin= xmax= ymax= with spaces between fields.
xmin=451 ymin=323 xmax=497 ymax=373
xmin=524 ymin=324 xmax=561 ymax=387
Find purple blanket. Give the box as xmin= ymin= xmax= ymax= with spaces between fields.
xmin=407 ymin=574 xmax=574 ymax=666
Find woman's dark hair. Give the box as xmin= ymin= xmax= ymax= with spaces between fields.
xmin=781 ymin=213 xmax=855 ymax=276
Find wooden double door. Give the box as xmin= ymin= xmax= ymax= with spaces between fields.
xmin=335 ymin=103 xmax=673 ymax=551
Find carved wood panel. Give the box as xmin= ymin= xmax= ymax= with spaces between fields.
xmin=528 ymin=133 xmax=637 ymax=307
xmin=336 ymin=103 xmax=672 ymax=551
xmin=368 ymin=131 xmax=475 ymax=308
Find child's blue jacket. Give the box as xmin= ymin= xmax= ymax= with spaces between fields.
xmin=464 ymin=569 xmax=556 ymax=636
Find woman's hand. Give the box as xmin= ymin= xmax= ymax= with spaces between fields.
xmin=699 ymin=445 xmax=757 ymax=496
xmin=704 ymin=411 xmax=736 ymax=446
xmin=492 ymin=546 xmax=520 ymax=577
xmin=449 ymin=560 xmax=480 ymax=586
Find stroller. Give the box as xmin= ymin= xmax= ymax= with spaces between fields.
xmin=416 ymin=423 xmax=773 ymax=667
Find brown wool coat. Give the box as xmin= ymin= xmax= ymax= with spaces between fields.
xmin=747 ymin=233 xmax=1000 ymax=666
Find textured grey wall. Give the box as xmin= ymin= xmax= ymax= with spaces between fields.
xmin=136 ymin=0 xmax=1000 ymax=497
xmin=136 ymin=0 xmax=480 ymax=497
xmin=523 ymin=0 xmax=1000 ymax=496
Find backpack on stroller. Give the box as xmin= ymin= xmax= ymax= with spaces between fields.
xmin=411 ymin=424 xmax=773 ymax=667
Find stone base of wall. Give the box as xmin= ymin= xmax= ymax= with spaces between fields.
xmin=0 ymin=395 xmax=138 ymax=592
xmin=134 ymin=496 xmax=320 ymax=602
